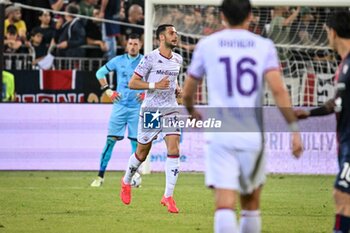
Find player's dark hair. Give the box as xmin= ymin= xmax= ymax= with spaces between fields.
xmin=128 ymin=33 xmax=140 ymax=40
xmin=326 ymin=11 xmax=350 ymax=39
xmin=156 ymin=24 xmax=174 ymax=39
xmin=221 ymin=0 xmax=252 ymax=26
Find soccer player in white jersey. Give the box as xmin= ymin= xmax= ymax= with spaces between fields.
xmin=183 ymin=0 xmax=303 ymax=232
xmin=119 ymin=24 xmax=183 ymax=213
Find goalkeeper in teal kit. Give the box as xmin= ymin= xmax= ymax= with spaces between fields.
xmin=91 ymin=34 xmax=144 ymax=187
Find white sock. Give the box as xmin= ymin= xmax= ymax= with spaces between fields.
xmin=123 ymin=153 xmax=142 ymax=184
xmin=239 ymin=210 xmax=261 ymax=233
xmin=214 ymin=209 xmax=238 ymax=233
xmin=164 ymin=156 xmax=180 ymax=197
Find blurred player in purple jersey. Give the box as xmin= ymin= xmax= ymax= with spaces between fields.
xmin=295 ymin=11 xmax=350 ymax=233
xmin=183 ymin=0 xmax=303 ymax=232
xmin=119 ymin=24 xmax=183 ymax=213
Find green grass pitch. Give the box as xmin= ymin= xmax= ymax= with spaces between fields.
xmin=0 ymin=171 xmax=334 ymax=233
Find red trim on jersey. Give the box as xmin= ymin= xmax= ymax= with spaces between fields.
xmin=164 ymin=133 xmax=181 ymax=137
xmin=167 ymin=154 xmax=179 ymax=158
xmin=163 ymin=111 xmax=180 ymax=116
xmin=263 ymin=67 xmax=280 ymax=75
xmin=134 ymin=71 xmax=143 ymax=78
xmin=159 ymin=51 xmax=173 ymax=60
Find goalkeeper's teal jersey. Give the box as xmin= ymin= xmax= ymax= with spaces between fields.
xmin=105 ymin=53 xmax=144 ymax=107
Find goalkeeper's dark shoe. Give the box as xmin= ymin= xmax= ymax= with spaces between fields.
xmin=161 ymin=196 xmax=179 ymax=213
xmin=120 ymin=177 xmax=131 ymax=205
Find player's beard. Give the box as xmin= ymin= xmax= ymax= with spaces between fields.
xmin=164 ymin=35 xmax=178 ymax=49
xmin=165 ymin=40 xmax=177 ymax=50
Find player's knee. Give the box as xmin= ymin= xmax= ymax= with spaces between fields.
xmin=240 ymin=188 xmax=261 ymax=210
xmin=107 ymin=136 xmax=122 ymax=141
xmin=215 ymin=198 xmax=236 ymax=210
xmin=135 ymin=145 xmax=151 ymax=162
xmin=240 ymin=199 xmax=259 ymax=210
xmin=333 ymin=189 xmax=350 ymax=216
xmin=215 ymin=189 xmax=237 ymax=210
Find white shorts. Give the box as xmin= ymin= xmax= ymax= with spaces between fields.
xmin=204 ymin=142 xmax=266 ymax=195
xmin=137 ymin=112 xmax=181 ymax=144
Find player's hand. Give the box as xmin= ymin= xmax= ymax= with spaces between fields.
xmin=156 ymin=76 xmax=170 ymax=89
xmin=291 ymin=132 xmax=303 ymax=158
xmin=105 ymin=89 xmax=121 ymax=103
xmin=189 ymin=109 xmax=202 ymax=121
xmin=136 ymin=92 xmax=145 ymax=103
xmin=294 ymin=109 xmax=310 ymax=119
xmin=175 ymin=86 xmax=183 ymax=98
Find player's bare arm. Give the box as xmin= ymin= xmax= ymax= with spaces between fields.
xmin=295 ymin=98 xmax=336 ymax=119
xmin=128 ymin=73 xmax=170 ymax=90
xmin=182 ymin=75 xmax=202 ymax=120
xmin=265 ymin=69 xmax=303 ymax=157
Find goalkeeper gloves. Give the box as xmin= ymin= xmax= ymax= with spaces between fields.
xmin=101 ymin=85 xmax=121 ymax=103
xmin=136 ymin=92 xmax=145 ymax=103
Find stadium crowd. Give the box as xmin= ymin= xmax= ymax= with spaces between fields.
xmin=4 ymin=0 xmax=144 ymax=64
xmin=3 ymin=1 xmax=348 ymax=70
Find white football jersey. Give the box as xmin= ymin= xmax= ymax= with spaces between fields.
xmin=134 ymin=49 xmax=183 ymax=108
xmin=188 ymin=29 xmax=280 ymax=149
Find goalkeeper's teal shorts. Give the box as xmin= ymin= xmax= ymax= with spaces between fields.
xmin=108 ymin=103 xmax=140 ymax=141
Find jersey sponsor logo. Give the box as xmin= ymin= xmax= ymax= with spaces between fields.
xmin=156 ymin=70 xmax=179 ymax=76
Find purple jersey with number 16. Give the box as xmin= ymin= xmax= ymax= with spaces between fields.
xmin=187 ymin=29 xmax=280 ymax=149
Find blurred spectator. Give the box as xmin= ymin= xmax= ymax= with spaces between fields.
xmin=85 ymin=8 xmax=108 ymax=57
xmin=55 ymin=3 xmax=86 ymax=57
xmin=79 ymin=0 xmax=98 ymax=17
xmin=120 ymin=4 xmax=144 ymax=47
xmin=268 ymin=6 xmax=300 ymax=44
xmin=99 ymin=0 xmax=125 ymax=59
xmin=125 ymin=0 xmax=144 ymax=12
xmin=22 ymin=0 xmax=52 ymax=32
xmin=193 ymin=7 xmax=204 ymax=31
xmin=4 ymin=25 xmax=23 ymax=53
xmin=249 ymin=10 xmax=263 ymax=35
xmin=202 ymin=13 xmax=222 ymax=35
xmin=49 ymin=0 xmax=66 ymax=11
xmin=169 ymin=6 xmax=184 ymax=29
xmin=26 ymin=28 xmax=47 ymax=65
xmin=32 ymin=10 xmax=56 ymax=52
xmin=156 ymin=9 xmax=172 ymax=26
xmin=4 ymin=5 xmax=27 ymax=41
xmin=179 ymin=10 xmax=200 ymax=52
xmin=296 ymin=7 xmax=315 ymax=45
